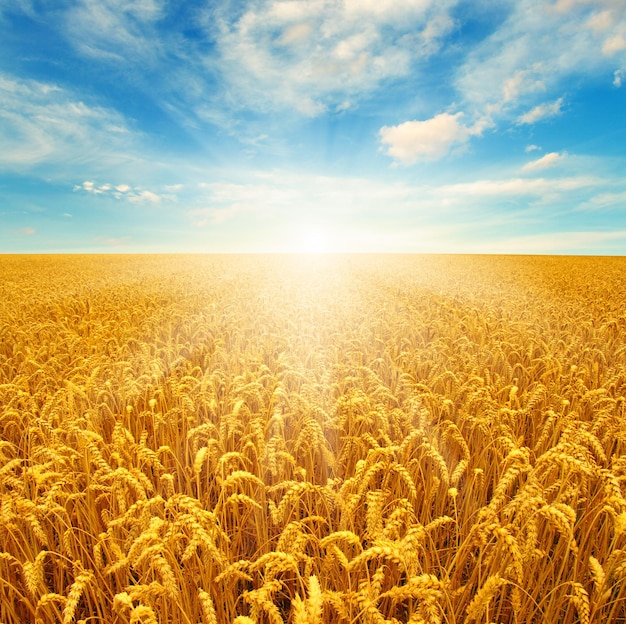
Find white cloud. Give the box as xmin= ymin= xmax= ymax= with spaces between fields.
xmin=502 ymin=69 xmax=546 ymax=104
xmin=74 ymin=179 xmax=167 ymax=204
xmin=436 ymin=175 xmax=597 ymax=200
xmin=525 ymin=144 xmax=541 ymax=152
xmin=603 ymin=34 xmax=626 ymax=56
xmin=0 ymin=73 xmax=137 ymax=173
xmin=586 ymin=9 xmax=613 ymax=33
xmin=577 ymin=190 xmax=626 ymax=211
xmin=129 ymin=189 xmax=161 ymax=203
xmin=456 ymin=1 xmax=626 ymax=121
xmin=191 ymin=169 xmax=603 ymax=226
xmin=64 ymin=0 xmax=165 ymax=62
xmin=614 ymin=68 xmax=625 ymax=86
xmin=379 ymin=112 xmax=483 ymax=164
xmin=522 ymin=152 xmax=566 ymax=172
xmin=210 ymin=0 xmax=456 ymax=114
xmin=76 ymin=180 xmax=116 ymax=195
xmin=277 ymin=22 xmax=313 ymax=46
xmin=518 ymin=97 xmax=564 ymax=124
xmin=343 ymin=0 xmax=433 ymax=22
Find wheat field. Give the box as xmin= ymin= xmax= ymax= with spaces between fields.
xmin=1 ymin=254 xmax=625 ymax=624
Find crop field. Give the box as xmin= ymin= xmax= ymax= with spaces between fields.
xmin=1 ymin=254 xmax=625 ymax=624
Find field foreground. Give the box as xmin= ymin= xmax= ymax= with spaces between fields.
xmin=1 ymin=254 xmax=625 ymax=624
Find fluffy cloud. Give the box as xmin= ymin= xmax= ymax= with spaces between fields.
xmin=75 ymin=180 xmax=121 ymax=195
xmin=74 ymin=180 xmax=167 ymax=203
xmin=210 ymin=0 xmax=457 ymax=114
xmin=379 ymin=112 xmax=484 ymax=164
xmin=521 ymin=152 xmax=566 ymax=172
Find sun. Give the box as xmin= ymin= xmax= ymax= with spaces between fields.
xmin=295 ymin=224 xmax=330 ymax=254
xmin=303 ymin=231 xmax=327 ymax=254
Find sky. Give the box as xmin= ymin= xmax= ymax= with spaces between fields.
xmin=1 ymin=0 xmax=626 ymax=254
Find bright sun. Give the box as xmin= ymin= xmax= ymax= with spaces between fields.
xmin=296 ymin=225 xmax=330 ymax=254
xmin=303 ymin=232 xmax=327 ymax=254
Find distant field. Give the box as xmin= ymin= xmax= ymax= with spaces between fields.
xmin=1 ymin=254 xmax=625 ymax=624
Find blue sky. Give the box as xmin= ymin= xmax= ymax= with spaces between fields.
xmin=1 ymin=0 xmax=626 ymax=253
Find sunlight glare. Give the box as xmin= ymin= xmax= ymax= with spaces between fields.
xmin=298 ymin=226 xmax=329 ymax=254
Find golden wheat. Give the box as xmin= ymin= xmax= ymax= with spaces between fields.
xmin=0 ymin=254 xmax=625 ymax=622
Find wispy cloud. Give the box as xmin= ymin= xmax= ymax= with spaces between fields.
xmin=176 ymin=166 xmax=618 ymax=252
xmin=187 ymin=167 xmax=605 ymax=229
xmin=93 ymin=235 xmax=131 ymax=247
xmin=518 ymin=98 xmax=564 ymax=125
xmin=435 ymin=174 xmax=598 ymax=202
xmin=64 ymin=0 xmax=166 ymax=62
xmin=0 ymin=72 xmax=137 ymax=174
xmin=603 ymin=35 xmax=626 ymax=56
xmin=0 ymin=0 xmax=36 ymax=19
xmin=576 ymin=190 xmax=626 ymax=211
xmin=190 ymin=171 xmax=416 ymax=227
xmin=521 ymin=151 xmax=566 ymax=172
